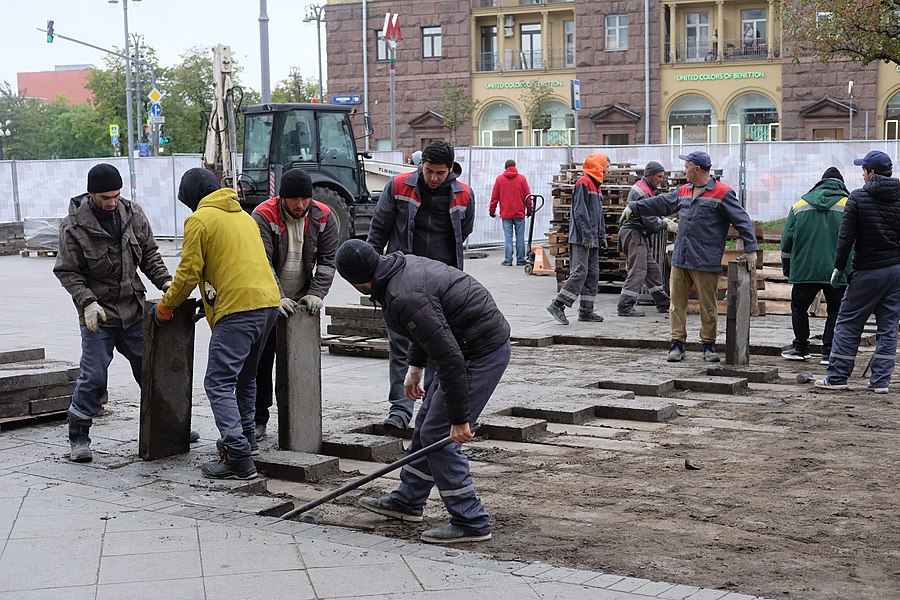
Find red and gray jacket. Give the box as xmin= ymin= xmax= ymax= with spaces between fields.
xmin=619 ymin=177 xmax=666 ymax=250
xmin=568 ymin=175 xmax=605 ymax=247
xmin=366 ymin=169 xmax=475 ymax=270
xmin=252 ymin=197 xmax=338 ymax=299
xmin=628 ymin=177 xmax=758 ymax=272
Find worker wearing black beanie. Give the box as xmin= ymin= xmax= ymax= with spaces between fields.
xmin=279 ymin=168 xmax=313 ymax=199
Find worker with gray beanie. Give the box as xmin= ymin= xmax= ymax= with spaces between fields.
xmin=335 ymin=239 xmax=510 ymax=544
xmin=53 ymin=163 xmax=173 ymax=462
xmin=250 ymin=167 xmax=339 ymax=440
xmin=616 ymin=161 xmax=673 ymax=317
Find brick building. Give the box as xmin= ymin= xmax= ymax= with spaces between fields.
xmin=16 ymin=65 xmax=94 ymax=105
xmin=325 ymin=0 xmax=900 ymax=153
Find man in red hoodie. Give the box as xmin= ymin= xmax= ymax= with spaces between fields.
xmin=489 ymin=159 xmax=533 ymax=266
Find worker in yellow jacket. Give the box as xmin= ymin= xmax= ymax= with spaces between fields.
xmin=156 ymin=168 xmax=280 ymax=480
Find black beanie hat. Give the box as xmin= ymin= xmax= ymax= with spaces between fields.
xmin=280 ymin=168 xmax=314 ymax=199
xmin=336 ymin=239 xmax=380 ymax=284
xmin=87 ymin=163 xmax=123 ymax=193
xmin=821 ymin=167 xmax=844 ymax=183
xmin=644 ymin=161 xmax=665 ymax=176
xmin=178 ymin=168 xmax=221 ymax=212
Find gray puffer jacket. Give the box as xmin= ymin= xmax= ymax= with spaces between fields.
xmin=53 ymin=194 xmax=170 ymax=328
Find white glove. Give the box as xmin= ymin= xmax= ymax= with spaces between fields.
xmin=161 ymin=280 xmax=172 ymax=291
xmin=403 ymin=365 xmax=425 ymax=401
xmin=83 ymin=301 xmax=107 ymax=333
xmin=278 ymin=297 xmax=298 ymax=317
xmin=619 ymin=206 xmax=633 ymax=224
xmin=299 ymin=294 xmax=324 ymax=316
xmin=663 ymin=218 xmax=678 ymax=234
xmin=830 ymin=269 xmax=842 ymax=288
xmin=742 ymin=251 xmax=757 ymax=268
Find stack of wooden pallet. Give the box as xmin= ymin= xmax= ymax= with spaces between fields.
xmin=0 ymin=347 xmax=80 ymax=427
xmin=322 ymin=303 xmax=389 ymax=358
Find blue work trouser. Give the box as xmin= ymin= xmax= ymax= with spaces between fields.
xmin=826 ymin=264 xmax=900 ymax=388
xmin=389 ymin=340 xmax=511 ymax=532
xmin=205 ymin=308 xmax=278 ymax=459
xmin=501 ymin=217 xmax=527 ymax=264
xmin=386 ymin=329 xmax=435 ymax=428
xmin=254 ymin=326 xmax=278 ymax=426
xmin=68 ymin=321 xmax=144 ymax=427
xmin=555 ymin=243 xmax=599 ymax=313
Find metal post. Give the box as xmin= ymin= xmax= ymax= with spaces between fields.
xmin=150 ymin=67 xmax=159 ymax=155
xmin=132 ymin=36 xmax=142 ymax=144
xmin=389 ymin=40 xmax=397 ymax=150
xmin=259 ymin=0 xmax=271 ymax=103
xmin=849 ymin=94 xmax=854 ymax=140
xmin=362 ymin=0 xmax=370 ymax=151
xmin=11 ymin=161 xmax=21 ymax=222
xmin=303 ymin=5 xmax=326 ymax=103
xmin=643 ymin=0 xmax=650 ymax=144
xmin=738 ymin=115 xmax=747 ymax=209
xmin=171 ymin=155 xmax=179 ymax=249
xmin=122 ymin=0 xmax=137 ymax=201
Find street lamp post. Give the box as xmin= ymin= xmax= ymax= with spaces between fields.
xmin=108 ymin=0 xmax=140 ymax=201
xmin=303 ymin=4 xmax=326 ymax=103
xmin=0 ymin=124 xmax=10 ymax=161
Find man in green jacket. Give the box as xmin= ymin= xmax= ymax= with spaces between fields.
xmin=780 ymin=167 xmax=852 ymax=364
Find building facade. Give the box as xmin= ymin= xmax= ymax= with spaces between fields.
xmin=325 ymin=0 xmax=900 ymax=153
xmin=16 ymin=65 xmax=94 ymax=105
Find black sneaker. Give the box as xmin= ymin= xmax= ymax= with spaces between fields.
xmin=578 ymin=311 xmax=604 ymax=322
xmin=667 ymin=340 xmax=685 ymax=362
xmin=702 ymin=343 xmax=720 ymax=362
xmin=781 ymin=348 xmax=810 ymax=361
xmin=200 ymin=456 xmax=258 ymax=480
xmin=819 ymin=355 xmax=830 ymax=366
xmin=546 ymin=303 xmax=569 ymax=325
xmin=189 ymin=429 xmax=201 ymax=443
xmin=657 ymin=305 xmax=670 ymax=314
xmin=617 ymin=307 xmax=645 ymax=317
xmin=500 ymin=260 xmax=512 ymax=266
xmin=358 ymin=496 xmax=423 ymax=522
xmin=420 ymin=522 xmax=492 ymax=544
xmin=254 ymin=422 xmax=268 ymax=441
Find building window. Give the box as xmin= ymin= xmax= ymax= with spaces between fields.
xmin=812 ymin=128 xmax=843 ymax=140
xmin=478 ymin=102 xmax=522 ymax=147
xmin=885 ymin=92 xmax=900 ymax=139
xmin=725 ymin=93 xmax=779 ymax=142
xmin=480 ymin=25 xmax=497 ymax=71
xmin=520 ymin=23 xmax=542 ymax=69
xmin=423 ymin=26 xmax=442 ymax=59
xmin=602 ymin=133 xmax=630 ymax=145
xmin=605 ymin=15 xmax=628 ymax=51
xmin=741 ymin=9 xmax=766 ymax=57
xmin=375 ymin=31 xmax=388 ymax=62
xmin=668 ymin=95 xmax=717 ymax=144
xmin=685 ymin=12 xmax=710 ymax=61
xmin=564 ymin=20 xmax=575 ymax=67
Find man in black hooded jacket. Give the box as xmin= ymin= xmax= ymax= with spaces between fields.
xmin=335 ymin=239 xmax=509 ymax=544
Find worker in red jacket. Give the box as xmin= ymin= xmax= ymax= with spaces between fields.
xmin=489 ymin=159 xmax=533 ymax=266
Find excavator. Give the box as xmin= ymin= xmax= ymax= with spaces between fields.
xmin=202 ymin=44 xmax=415 ymax=242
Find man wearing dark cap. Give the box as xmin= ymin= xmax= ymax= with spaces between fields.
xmin=816 ymin=151 xmax=900 ymax=392
xmin=156 ymin=168 xmax=281 ymax=478
xmin=250 ymin=168 xmax=339 ymax=440
xmin=780 ymin=167 xmax=851 ymax=363
xmin=367 ymin=140 xmax=476 ymax=431
xmin=621 ymin=151 xmax=758 ymax=362
xmin=54 ymin=163 xmax=172 ymax=462
xmin=616 ymin=160 xmax=674 ymax=317
xmin=335 ymin=239 xmax=510 ymax=544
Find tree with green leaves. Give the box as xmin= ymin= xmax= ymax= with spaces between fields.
xmin=519 ymin=80 xmax=555 ymax=139
xmin=272 ymin=67 xmax=321 ymax=103
xmin=777 ymin=1 xmax=900 ymax=65
xmin=437 ymin=80 xmax=480 ymax=146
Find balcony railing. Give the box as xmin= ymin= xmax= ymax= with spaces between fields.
xmin=476 ymin=48 xmax=574 ymax=72
xmin=473 ymin=0 xmax=573 ymax=8
xmin=665 ymin=38 xmax=781 ymax=63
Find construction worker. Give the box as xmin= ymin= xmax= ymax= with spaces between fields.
xmin=616 ymin=161 xmax=674 ymax=317
xmin=366 ymin=140 xmax=476 ymax=431
xmin=54 ymin=163 xmax=172 ymax=462
xmin=817 ymin=151 xmax=900 ymax=392
xmin=335 ymin=239 xmax=510 ymax=544
xmin=489 ymin=158 xmax=533 ymax=266
xmin=780 ymin=167 xmax=851 ymax=364
xmin=546 ymin=153 xmax=609 ymax=325
xmin=621 ymin=151 xmax=758 ymax=362
xmin=251 ymin=168 xmax=339 ymax=440
xmin=155 ymin=168 xmax=280 ymax=479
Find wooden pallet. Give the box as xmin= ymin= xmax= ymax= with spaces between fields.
xmin=20 ymin=248 xmax=58 ymax=258
xmin=322 ymin=335 xmax=389 ymax=359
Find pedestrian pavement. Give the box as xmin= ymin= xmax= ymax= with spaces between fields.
xmin=0 ymin=244 xmax=781 ymax=599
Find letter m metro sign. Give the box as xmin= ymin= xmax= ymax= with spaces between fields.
xmin=382 ymin=13 xmax=402 ymax=42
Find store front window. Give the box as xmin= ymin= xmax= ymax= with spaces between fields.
xmin=530 ymin=100 xmax=575 ymax=146
xmin=725 ymin=93 xmax=779 ymax=142
xmin=667 ymin=95 xmax=717 ymax=144
xmin=478 ymin=102 xmax=522 ymax=147
xmin=885 ymin=92 xmax=900 ymax=139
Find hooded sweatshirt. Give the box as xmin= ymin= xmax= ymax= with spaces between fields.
xmin=781 ymin=177 xmax=852 ymax=284
xmin=489 ymin=166 xmax=532 ymax=219
xmin=835 ymin=173 xmax=900 ymax=272
xmin=568 ymin=154 xmax=609 ymax=246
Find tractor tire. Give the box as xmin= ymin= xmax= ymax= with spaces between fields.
xmin=313 ymin=186 xmax=352 ymax=244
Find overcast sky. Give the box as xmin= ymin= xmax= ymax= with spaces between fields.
xmin=3 ymin=0 xmax=328 ymax=97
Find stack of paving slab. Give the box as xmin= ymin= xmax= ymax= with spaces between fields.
xmin=0 ymin=221 xmax=26 ymax=256
xmin=0 ymin=347 xmax=79 ymax=427
xmin=322 ymin=301 xmax=389 ymax=358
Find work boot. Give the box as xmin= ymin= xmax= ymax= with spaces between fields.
xmin=546 ymin=302 xmax=569 ymax=325
xmin=254 ymin=422 xmax=267 ymax=441
xmin=358 ymin=496 xmax=423 ymax=522
xmin=666 ymin=340 xmax=685 ymax=362
xmin=702 ymin=343 xmax=720 ymax=362
xmin=201 ymin=445 xmax=257 ymax=480
xmin=657 ymin=305 xmax=670 ymax=314
xmin=243 ymin=428 xmax=259 ymax=456
xmin=68 ymin=422 xmax=92 ymax=463
xmin=577 ymin=311 xmax=604 ymax=322
xmin=189 ymin=429 xmax=201 ymax=443
xmin=383 ymin=414 xmax=407 ymax=431
xmin=420 ymin=522 xmax=492 ymax=544
xmin=617 ymin=307 xmax=645 ymax=317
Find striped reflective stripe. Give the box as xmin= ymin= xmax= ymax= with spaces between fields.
xmin=831 ymin=352 xmax=857 ymax=360
xmin=648 ymin=284 xmax=666 ymax=293
xmin=395 ymin=193 xmax=420 ymax=207
xmin=449 ymin=204 xmax=468 ymax=216
xmin=317 ymin=265 xmax=335 ymax=277
xmin=871 ymin=353 xmax=897 ymax=362
xmin=222 ymin=426 xmax=243 ymax=436
xmin=781 ymin=251 xmax=791 ymax=258
xmin=439 ymin=484 xmax=475 ymax=498
xmin=401 ymin=464 xmax=434 ymax=481
xmin=620 ymin=289 xmax=640 ymax=298
xmin=68 ymin=406 xmax=92 ymax=421
xmin=559 ymin=288 xmax=578 ymax=302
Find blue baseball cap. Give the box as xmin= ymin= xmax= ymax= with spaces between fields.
xmin=853 ymin=150 xmax=892 ymax=172
xmin=678 ymin=151 xmax=712 ymax=171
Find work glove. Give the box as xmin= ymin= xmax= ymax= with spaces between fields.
xmin=583 ymin=241 xmax=596 ymax=250
xmin=161 ymin=280 xmax=172 ymax=292
xmin=403 ymin=365 xmax=426 ymax=401
xmin=278 ymin=297 xmax=298 ymax=318
xmin=618 ymin=206 xmax=633 ymax=224
xmin=742 ymin=251 xmax=757 ymax=271
xmin=489 ymin=213 xmax=496 ymax=219
xmin=151 ymin=303 xmax=173 ymax=327
xmin=299 ymin=294 xmax=324 ymax=316
xmin=830 ymin=268 xmax=843 ymax=288
xmin=83 ymin=301 xmax=107 ymax=333
xmin=599 ymin=236 xmax=608 ymax=252
xmin=663 ymin=218 xmax=678 ymax=234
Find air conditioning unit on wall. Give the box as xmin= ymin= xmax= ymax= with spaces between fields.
xmin=504 ymin=16 xmax=515 ymax=37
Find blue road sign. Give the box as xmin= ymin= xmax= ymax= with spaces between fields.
xmin=148 ymin=103 xmax=162 ymax=117
xmin=571 ymin=80 xmax=581 ymax=111
xmin=110 ymin=136 xmax=119 ymax=145
xmin=332 ymin=95 xmax=362 ymax=105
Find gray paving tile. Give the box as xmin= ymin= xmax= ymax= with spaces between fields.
xmin=0 ymin=479 xmax=26 ymax=498
xmin=197 ymin=522 xmax=295 ymax=548
xmin=102 ymin=527 xmax=198 ymax=556
xmin=530 ymin=581 xmax=635 ymax=599
xmin=201 ymin=537 xmax=303 ymax=576
xmin=513 ymin=561 xmax=557 ymax=577
xmin=404 ymin=555 xmax=518 ymax=591
xmin=719 ymin=594 xmax=759 ymax=600
xmin=559 ymin=569 xmax=608 ymax=585
xmin=204 ymin=569 xmax=316 ymax=599
xmin=307 ymin=562 xmax=422 ymax=598
xmin=684 ymin=590 xmax=729 ymax=600
xmin=583 ymin=573 xmax=627 ymax=588
xmin=388 ymin=585 xmax=542 ymax=600
xmin=10 ymin=511 xmax=108 ymax=539
xmin=296 ymin=537 xmax=404 ymax=568
xmin=96 ymin=578 xmax=205 ymax=600
xmin=658 ymin=585 xmax=703 ymax=599
xmin=15 ymin=493 xmax=122 ymax=518
xmin=633 ymin=581 xmax=677 ymax=596
xmin=0 ymin=586 xmax=96 ymax=600
xmin=98 ymin=549 xmax=202 ymax=584
xmin=0 ymin=534 xmax=102 ymax=590
xmin=609 ymin=577 xmax=654 ymax=592
xmin=101 ymin=510 xmax=198 ymax=533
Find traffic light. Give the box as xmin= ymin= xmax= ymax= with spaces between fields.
xmin=46 ymin=21 xmax=54 ymax=43
xmin=159 ymin=125 xmax=169 ymax=145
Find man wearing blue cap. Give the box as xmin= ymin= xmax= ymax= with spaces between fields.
xmin=620 ymin=151 xmax=758 ymax=362
xmin=816 ymin=150 xmax=900 ymax=392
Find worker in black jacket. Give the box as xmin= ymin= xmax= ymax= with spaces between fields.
xmin=817 ymin=150 xmax=900 ymax=392
xmin=335 ymin=239 xmax=510 ymax=544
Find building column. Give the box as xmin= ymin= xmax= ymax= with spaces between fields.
xmin=471 ymin=18 xmax=478 ymax=72
xmin=497 ymin=14 xmax=505 ymax=71
xmin=542 ymin=10 xmax=550 ymax=69
xmin=716 ymin=1 xmax=725 ymax=60
xmin=766 ymin=0 xmax=775 ymax=58
xmin=667 ymin=4 xmax=676 ymax=64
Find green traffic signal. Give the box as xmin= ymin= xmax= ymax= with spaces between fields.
xmin=46 ymin=20 xmax=54 ymax=43
xmin=160 ymin=137 xmax=170 ymax=144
